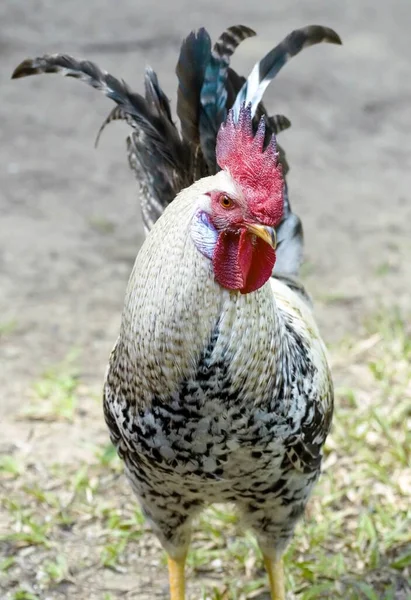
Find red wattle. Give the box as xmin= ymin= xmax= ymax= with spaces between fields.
xmin=212 ymin=229 xmax=276 ymax=294
xmin=241 ymin=236 xmax=276 ymax=293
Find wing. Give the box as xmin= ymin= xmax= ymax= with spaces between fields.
xmin=274 ymin=296 xmax=334 ymax=474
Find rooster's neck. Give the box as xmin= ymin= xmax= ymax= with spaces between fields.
xmin=120 ymin=183 xmax=282 ymax=407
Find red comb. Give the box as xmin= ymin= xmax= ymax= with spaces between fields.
xmin=216 ymin=104 xmax=284 ymax=226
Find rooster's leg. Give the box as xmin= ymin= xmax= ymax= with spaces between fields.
xmin=263 ymin=555 xmax=285 ymax=600
xmin=167 ymin=554 xmax=186 ymax=600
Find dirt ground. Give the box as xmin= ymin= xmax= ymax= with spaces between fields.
xmin=1 ymin=1 xmax=410 ymax=598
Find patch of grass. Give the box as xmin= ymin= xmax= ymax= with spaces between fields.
xmin=12 ymin=590 xmax=40 ymax=600
xmin=21 ymin=351 xmax=80 ymax=422
xmin=0 ymin=319 xmax=17 ymax=336
xmin=100 ymin=536 xmax=129 ymax=569
xmin=299 ymin=261 xmax=315 ymax=278
xmin=39 ymin=554 xmax=69 ymax=585
xmin=0 ymin=455 xmax=24 ymax=478
xmin=375 ymin=262 xmax=391 ymax=277
xmin=0 ymin=555 xmax=15 ymax=572
xmin=94 ymin=441 xmax=122 ymax=470
xmin=1 ymin=497 xmax=54 ymax=549
xmin=317 ymin=291 xmax=361 ymax=306
xmin=89 ymin=216 xmax=116 ymax=234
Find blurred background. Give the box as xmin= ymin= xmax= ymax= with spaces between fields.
xmin=0 ymin=1 xmax=410 ymax=599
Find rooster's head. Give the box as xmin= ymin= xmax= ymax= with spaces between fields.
xmin=191 ymin=103 xmax=284 ymax=294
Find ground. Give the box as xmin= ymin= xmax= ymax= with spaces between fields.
xmin=0 ymin=1 xmax=410 ymax=599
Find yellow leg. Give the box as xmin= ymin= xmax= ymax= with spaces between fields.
xmin=263 ymin=555 xmax=285 ymax=600
xmin=167 ymin=554 xmax=186 ymax=600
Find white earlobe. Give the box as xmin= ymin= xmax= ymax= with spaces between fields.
xmin=191 ymin=210 xmax=218 ymax=260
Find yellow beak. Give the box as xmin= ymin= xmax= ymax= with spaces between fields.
xmin=245 ymin=224 xmax=277 ymax=249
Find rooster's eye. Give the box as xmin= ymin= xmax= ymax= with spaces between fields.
xmin=220 ymin=195 xmax=234 ymax=209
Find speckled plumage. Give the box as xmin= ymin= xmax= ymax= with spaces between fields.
xmin=11 ymin=25 xmax=338 ymax=595
xmin=104 ymin=175 xmax=333 ymax=560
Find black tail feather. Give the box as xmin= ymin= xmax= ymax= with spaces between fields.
xmin=232 ymin=24 xmax=342 ymax=118
xmin=12 ymin=24 xmax=341 ymax=275
xmin=12 ymin=53 xmax=188 ymax=231
xmin=13 ymin=54 xmax=149 ymax=122
xmin=144 ymin=67 xmax=173 ymax=123
xmin=94 ymin=106 xmax=131 ymax=148
xmin=176 ymin=28 xmax=211 ymax=146
xmin=199 ymin=25 xmax=255 ymax=171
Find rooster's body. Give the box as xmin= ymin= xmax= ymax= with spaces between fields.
xmin=105 ymin=174 xmax=333 ymax=553
xmin=12 ymin=23 xmax=340 ymax=600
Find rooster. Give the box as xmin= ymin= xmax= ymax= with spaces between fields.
xmin=12 ymin=24 xmax=340 ymax=600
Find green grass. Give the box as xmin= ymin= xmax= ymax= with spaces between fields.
xmin=11 ymin=590 xmax=40 ymax=600
xmin=0 ymin=319 xmax=17 ymax=336
xmin=20 ymin=351 xmax=80 ymax=422
xmin=1 ymin=310 xmax=410 ymax=599
xmin=88 ymin=216 xmax=116 ymax=234
xmin=0 ymin=456 xmax=24 ymax=478
xmin=39 ymin=555 xmax=69 ymax=585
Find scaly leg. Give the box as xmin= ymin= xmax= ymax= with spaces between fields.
xmin=263 ymin=555 xmax=285 ymax=600
xmin=167 ymin=554 xmax=186 ymax=600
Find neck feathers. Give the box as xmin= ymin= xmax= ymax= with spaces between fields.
xmin=121 ymin=184 xmax=225 ymax=403
xmin=119 ymin=182 xmax=281 ymax=406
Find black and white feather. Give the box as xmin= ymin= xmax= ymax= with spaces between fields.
xmin=232 ymin=25 xmax=342 ymax=119
xmin=12 ymin=24 xmax=341 ymax=273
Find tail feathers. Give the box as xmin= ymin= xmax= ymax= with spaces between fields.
xmin=176 ymin=28 xmax=212 ymax=146
xmin=11 ymin=55 xmax=176 ymax=159
xmin=12 ymin=54 xmax=188 ymax=232
xmin=274 ymin=183 xmax=304 ymax=276
xmin=11 ymin=25 xmax=341 ymax=250
xmin=224 ymin=67 xmax=291 ymax=175
xmin=267 ymin=114 xmax=291 ymax=135
xmin=226 ymin=68 xmax=290 ymax=135
xmin=199 ymin=25 xmax=255 ymax=171
xmin=176 ymin=25 xmax=255 ymax=174
xmin=232 ymin=25 xmax=342 ymax=119
xmin=225 ymin=66 xmax=245 ymax=109
xmin=127 ymin=135 xmax=181 ymax=232
xmin=144 ymin=67 xmax=173 ymax=123
xmin=223 ymin=25 xmax=340 ymax=278
xmin=94 ymin=67 xmax=173 ymax=148
xmin=94 ymin=105 xmax=133 ymax=148
xmin=12 ymin=54 xmax=149 ymax=120
xmin=274 ymin=213 xmax=304 ymax=277
xmin=213 ymin=24 xmax=256 ymax=60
